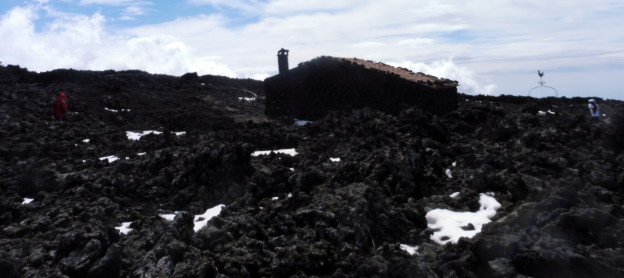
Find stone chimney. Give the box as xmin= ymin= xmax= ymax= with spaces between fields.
xmin=277 ymin=48 xmax=289 ymax=74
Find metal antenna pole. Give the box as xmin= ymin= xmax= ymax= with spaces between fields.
xmin=528 ymin=70 xmax=558 ymax=97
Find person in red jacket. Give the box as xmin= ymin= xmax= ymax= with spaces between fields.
xmin=51 ymin=93 xmax=68 ymax=119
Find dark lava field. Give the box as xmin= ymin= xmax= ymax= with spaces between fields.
xmin=1 ymin=64 xmax=624 ymax=278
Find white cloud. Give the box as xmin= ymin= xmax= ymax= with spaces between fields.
xmin=396 ymin=38 xmax=435 ymax=47
xmin=391 ymin=59 xmax=496 ymax=95
xmin=78 ymin=0 xmax=153 ymax=20
xmin=0 ymin=5 xmax=235 ymax=76
xmin=351 ymin=42 xmax=385 ymax=48
xmin=1 ymin=0 xmax=623 ymax=99
xmin=79 ymin=0 xmax=142 ymax=5
xmin=263 ymin=0 xmax=361 ymax=14
xmin=186 ymin=0 xmax=260 ymax=12
xmin=121 ymin=5 xmax=149 ymax=17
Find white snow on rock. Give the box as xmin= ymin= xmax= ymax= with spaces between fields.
xmin=83 ymin=139 xmax=90 ymax=143
xmin=159 ymin=212 xmax=179 ymax=221
xmin=399 ymin=244 xmax=419 ymax=255
xmin=445 ymin=169 xmax=453 ymax=178
xmin=272 ymin=197 xmax=279 ymax=201
xmin=449 ymin=192 xmax=460 ymax=198
xmin=22 ymin=198 xmax=34 ymax=205
xmin=137 ymin=152 xmax=147 ymax=156
xmin=330 ymin=157 xmax=341 ymax=162
xmin=193 ymin=205 xmax=225 ymax=232
xmin=115 ymin=222 xmax=133 ymax=235
xmin=99 ymin=155 xmax=120 ymax=163
xmin=126 ymin=130 xmax=163 ymax=140
xmin=294 ymin=119 xmax=312 ymax=126
xmin=537 ymin=110 xmax=556 ymax=116
xmin=238 ymin=97 xmax=256 ymax=102
xmin=105 ymin=108 xmax=130 ymax=113
xmin=426 ymin=193 xmax=501 ymax=245
xmin=251 ymin=148 xmax=298 ymax=157
xmin=159 ymin=204 xmax=225 ymax=232
xmin=126 ymin=130 xmax=186 ymax=140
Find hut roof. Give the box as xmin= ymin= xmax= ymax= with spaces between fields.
xmin=320 ymin=56 xmax=458 ymax=88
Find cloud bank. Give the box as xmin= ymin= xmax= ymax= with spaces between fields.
xmin=1 ymin=0 xmax=623 ymax=99
xmin=0 ymin=4 xmax=236 ymax=76
xmin=392 ymin=59 xmax=496 ymax=95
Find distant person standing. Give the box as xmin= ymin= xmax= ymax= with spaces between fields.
xmin=588 ymin=99 xmax=601 ymax=117
xmin=51 ymin=93 xmax=68 ymax=120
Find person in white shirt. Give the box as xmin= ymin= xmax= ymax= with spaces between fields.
xmin=588 ymin=99 xmax=601 ymax=117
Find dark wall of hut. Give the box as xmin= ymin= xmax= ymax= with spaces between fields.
xmin=264 ymin=57 xmax=457 ymax=120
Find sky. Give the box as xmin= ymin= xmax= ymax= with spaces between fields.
xmin=1 ymin=0 xmax=623 ymax=100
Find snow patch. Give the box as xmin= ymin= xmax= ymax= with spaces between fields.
xmin=238 ymin=97 xmax=256 ymax=102
xmin=159 ymin=212 xmax=179 ymax=221
xmin=115 ymin=222 xmax=133 ymax=235
xmin=126 ymin=130 xmax=163 ymax=141
xmin=193 ymin=205 xmax=225 ymax=232
xmin=137 ymin=152 xmax=146 ymax=156
xmin=22 ymin=198 xmax=34 ymax=205
xmin=400 ymin=244 xmax=419 ymax=255
xmin=445 ymin=169 xmax=453 ymax=178
xmin=125 ymin=130 xmax=184 ymax=140
xmin=449 ymin=192 xmax=460 ymax=198
xmin=105 ymin=108 xmax=131 ymax=113
xmin=159 ymin=204 xmax=225 ymax=232
xmin=83 ymin=139 xmax=90 ymax=143
xmin=99 ymin=155 xmax=119 ymax=163
xmin=537 ymin=110 xmax=556 ymax=116
xmin=330 ymin=157 xmax=341 ymax=162
xmin=251 ymin=148 xmax=298 ymax=157
xmin=426 ymin=193 xmax=501 ymax=245
xmin=294 ymin=119 xmax=312 ymax=126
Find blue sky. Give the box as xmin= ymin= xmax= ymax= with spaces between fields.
xmin=1 ymin=0 xmax=623 ymax=100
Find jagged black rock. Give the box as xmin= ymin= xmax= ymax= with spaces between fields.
xmin=1 ymin=64 xmax=623 ymax=277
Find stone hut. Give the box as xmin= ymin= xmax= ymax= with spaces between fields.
xmin=264 ymin=56 xmax=458 ymax=120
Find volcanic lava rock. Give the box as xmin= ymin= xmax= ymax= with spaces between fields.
xmin=1 ymin=64 xmax=624 ymax=277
